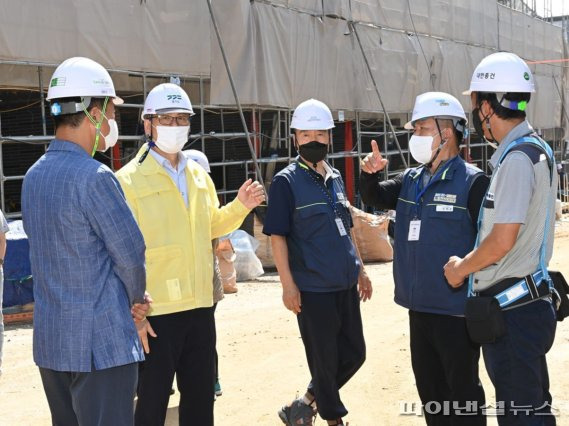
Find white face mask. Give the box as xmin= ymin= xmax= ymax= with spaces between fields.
xmin=409 ymin=135 xmax=435 ymax=164
xmin=154 ymin=125 xmax=189 ymax=154
xmin=100 ymin=118 xmax=119 ymax=151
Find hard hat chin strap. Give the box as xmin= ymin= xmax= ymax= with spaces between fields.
xmin=482 ymin=111 xmax=497 ymax=144
xmin=425 ymin=119 xmax=447 ymax=169
xmin=138 ymin=134 xmax=156 ymax=165
xmin=81 ymin=96 xmax=109 ymax=157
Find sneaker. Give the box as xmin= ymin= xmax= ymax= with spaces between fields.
xmin=278 ymin=398 xmax=317 ymax=425
xmin=214 ymin=380 xmax=222 ymax=396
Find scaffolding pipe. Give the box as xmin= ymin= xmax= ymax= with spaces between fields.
xmin=206 ymin=0 xmax=267 ymax=201
xmin=200 ymin=75 xmax=205 ymax=152
xmin=38 ymin=66 xmax=47 ymax=136
xmin=553 ymin=76 xmax=569 ymax=163
xmin=0 ymin=58 xmax=207 ymax=81
xmin=0 ymin=139 xmax=4 ymax=214
xmin=344 ymin=121 xmax=355 ymax=203
xmin=349 ymin=21 xmax=408 ymax=169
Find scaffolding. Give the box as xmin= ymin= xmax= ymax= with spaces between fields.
xmin=2 ymin=62 xmax=569 ymax=219
xmin=1 ymin=0 xmax=569 ymax=218
xmin=0 ymin=62 xmax=296 ymax=218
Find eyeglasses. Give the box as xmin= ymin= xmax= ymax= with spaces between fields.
xmin=153 ymin=114 xmax=191 ymax=126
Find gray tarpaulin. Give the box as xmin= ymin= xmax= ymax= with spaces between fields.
xmin=0 ymin=0 xmax=566 ymax=129
xmin=210 ymin=0 xmax=565 ymax=128
xmin=0 ymin=0 xmax=210 ymax=76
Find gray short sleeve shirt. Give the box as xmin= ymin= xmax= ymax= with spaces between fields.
xmin=493 ymin=152 xmax=535 ymax=224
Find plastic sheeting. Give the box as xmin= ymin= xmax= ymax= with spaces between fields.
xmin=210 ymin=0 xmax=565 ymax=129
xmin=210 ymin=1 xmax=492 ymax=112
xmin=264 ymin=0 xmax=499 ymax=47
xmin=0 ymin=0 xmax=566 ymax=129
xmin=0 ymin=0 xmax=210 ymax=76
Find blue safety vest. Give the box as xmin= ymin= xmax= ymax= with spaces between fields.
xmin=279 ymin=161 xmax=360 ymax=292
xmin=393 ymin=156 xmax=483 ymax=315
xmin=468 ymin=135 xmax=555 ymax=309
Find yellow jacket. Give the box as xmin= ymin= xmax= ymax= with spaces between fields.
xmin=116 ymin=146 xmax=250 ymax=316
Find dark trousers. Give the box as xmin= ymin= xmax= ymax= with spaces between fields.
xmin=39 ymin=363 xmax=138 ymax=426
xmin=483 ymin=299 xmax=557 ymax=426
xmin=213 ymin=303 xmax=219 ymax=382
xmin=135 ymin=307 xmax=216 ymax=426
xmin=297 ymin=286 xmax=366 ymax=420
xmin=409 ymin=311 xmax=486 ymax=426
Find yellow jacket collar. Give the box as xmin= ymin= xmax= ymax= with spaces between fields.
xmin=136 ymin=144 xmax=163 ymax=176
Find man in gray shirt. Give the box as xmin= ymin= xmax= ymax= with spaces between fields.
xmin=444 ymin=52 xmax=557 ymax=425
xmin=0 ymin=209 xmax=8 ymax=376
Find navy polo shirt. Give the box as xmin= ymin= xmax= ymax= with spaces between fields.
xmin=263 ymin=159 xmax=360 ymax=292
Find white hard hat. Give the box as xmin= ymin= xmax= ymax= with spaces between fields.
xmin=404 ymin=92 xmax=467 ymax=130
xmin=291 ymin=98 xmax=335 ymax=130
xmin=46 ymin=57 xmax=122 ymax=105
xmin=142 ymin=83 xmax=195 ymax=120
xmin=184 ymin=149 xmax=210 ymax=172
xmin=464 ymin=52 xmax=535 ymax=95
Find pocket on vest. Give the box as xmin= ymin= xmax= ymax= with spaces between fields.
xmin=301 ymin=235 xmax=348 ymax=285
xmin=296 ymin=204 xmax=332 ymax=240
xmin=425 ymin=205 xmax=469 ymax=246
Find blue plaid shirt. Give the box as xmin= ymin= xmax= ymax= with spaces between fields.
xmin=22 ymin=140 xmax=147 ymax=372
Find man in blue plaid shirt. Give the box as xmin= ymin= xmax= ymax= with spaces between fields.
xmin=22 ymin=57 xmax=148 ymax=426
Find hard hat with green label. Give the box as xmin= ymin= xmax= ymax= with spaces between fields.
xmin=404 ymin=92 xmax=467 ymax=131
xmin=142 ymin=83 xmax=194 ymax=120
xmin=464 ymin=52 xmax=535 ymax=95
xmin=46 ymin=57 xmax=122 ymax=114
xmin=47 ymin=57 xmax=123 ymax=156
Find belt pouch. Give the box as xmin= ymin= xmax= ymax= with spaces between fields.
xmin=550 ymin=270 xmax=569 ymax=321
xmin=465 ymin=296 xmax=506 ymax=344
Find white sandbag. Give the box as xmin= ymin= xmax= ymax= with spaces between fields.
xmin=224 ymin=230 xmax=264 ymax=281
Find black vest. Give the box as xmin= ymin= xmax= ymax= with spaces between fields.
xmin=278 ymin=161 xmax=360 ymax=292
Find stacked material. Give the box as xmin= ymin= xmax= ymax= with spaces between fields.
xmin=349 ymin=206 xmax=393 ymax=263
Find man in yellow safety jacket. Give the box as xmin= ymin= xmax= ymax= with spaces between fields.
xmin=116 ymin=82 xmax=265 ymax=426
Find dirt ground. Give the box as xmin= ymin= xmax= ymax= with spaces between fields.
xmin=2 ymin=224 xmax=569 ymax=426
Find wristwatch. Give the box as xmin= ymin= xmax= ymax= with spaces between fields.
xmin=0 ymin=258 xmax=3 ymax=265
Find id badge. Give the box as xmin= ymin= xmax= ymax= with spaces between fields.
xmin=408 ymin=220 xmax=421 ymax=241
xmin=335 ymin=217 xmax=347 ymax=236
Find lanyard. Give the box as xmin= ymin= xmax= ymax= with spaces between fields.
xmin=413 ymin=156 xmax=458 ymax=217
xmin=297 ymin=161 xmax=350 ymax=231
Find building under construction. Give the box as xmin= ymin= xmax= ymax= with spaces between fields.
xmin=0 ymin=0 xmax=568 ymax=218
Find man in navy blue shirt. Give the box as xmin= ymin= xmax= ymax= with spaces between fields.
xmin=264 ymin=99 xmax=372 ymax=426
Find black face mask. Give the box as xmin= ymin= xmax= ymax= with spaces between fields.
xmin=472 ymin=107 xmax=484 ymax=139
xmin=298 ymin=141 xmax=328 ymax=167
xmin=472 ymin=107 xmax=496 ymax=143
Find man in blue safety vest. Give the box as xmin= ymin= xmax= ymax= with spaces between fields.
xmin=360 ymin=91 xmax=488 ymax=425
xmin=444 ymin=52 xmax=558 ymax=426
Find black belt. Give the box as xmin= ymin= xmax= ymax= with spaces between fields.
xmin=478 ymin=270 xmax=550 ymax=309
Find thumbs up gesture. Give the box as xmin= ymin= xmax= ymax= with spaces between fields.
xmin=361 ymin=140 xmax=388 ymax=174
